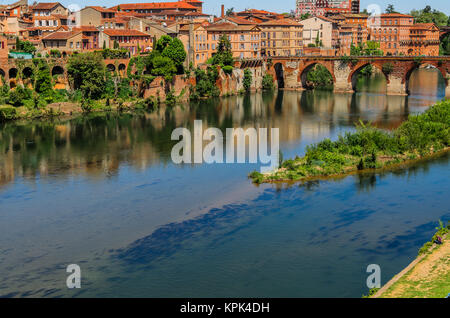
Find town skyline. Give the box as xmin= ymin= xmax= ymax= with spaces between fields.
xmin=30 ymin=0 xmax=450 ymax=16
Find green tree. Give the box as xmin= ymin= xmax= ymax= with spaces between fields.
xmin=15 ymin=39 xmax=36 ymax=54
xmin=150 ymin=55 xmax=177 ymax=81
xmin=212 ymin=35 xmax=234 ymax=67
xmin=410 ymin=7 xmax=448 ymax=26
xmin=67 ymin=52 xmax=106 ymax=100
xmin=243 ymin=69 xmax=252 ymax=92
xmin=364 ymin=41 xmax=384 ymax=56
xmin=161 ymin=37 xmax=187 ymax=73
xmin=385 ymin=4 xmax=397 ymax=13
xmin=226 ymin=7 xmax=234 ymax=16
xmin=34 ymin=60 xmax=53 ymax=97
xmin=154 ymin=35 xmax=173 ymax=53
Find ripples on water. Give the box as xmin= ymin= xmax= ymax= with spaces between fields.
xmin=0 ymin=69 xmax=448 ymax=297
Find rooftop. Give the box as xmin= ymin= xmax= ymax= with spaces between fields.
xmin=102 ymin=29 xmax=150 ymax=36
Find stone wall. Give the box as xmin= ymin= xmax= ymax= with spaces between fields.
xmin=143 ymin=64 xmax=266 ymax=102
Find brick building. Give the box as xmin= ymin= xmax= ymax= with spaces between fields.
xmin=100 ymin=29 xmax=153 ymax=55
xmin=259 ymin=19 xmax=303 ymax=57
xmin=402 ymin=23 xmax=440 ymax=56
xmin=368 ymin=13 xmax=415 ymax=55
xmin=296 ymin=0 xmax=359 ymax=18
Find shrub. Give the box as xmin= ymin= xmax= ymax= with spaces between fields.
xmin=49 ymin=49 xmax=62 ymax=58
xmin=0 ymin=105 xmax=17 ymax=121
xmin=243 ymin=68 xmax=252 ymax=92
xmin=262 ymin=74 xmax=274 ymax=91
xmin=222 ymin=65 xmax=233 ymax=75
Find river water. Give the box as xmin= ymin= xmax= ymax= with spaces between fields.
xmin=0 ymin=69 xmax=448 ymax=297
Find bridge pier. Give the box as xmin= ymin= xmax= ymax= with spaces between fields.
xmin=446 ymin=83 xmax=450 ymax=98
xmin=333 ymin=62 xmax=353 ymax=94
xmin=386 ymin=76 xmax=408 ymax=96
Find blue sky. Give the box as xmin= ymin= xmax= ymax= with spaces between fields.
xmin=55 ymin=1 xmax=450 ymax=16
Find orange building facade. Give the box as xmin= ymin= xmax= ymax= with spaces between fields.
xmin=401 ymin=23 xmax=440 ymax=56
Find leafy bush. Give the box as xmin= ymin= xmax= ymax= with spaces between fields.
xmin=243 ymin=69 xmax=252 ymax=92
xmin=8 ymin=86 xmax=33 ymax=107
xmin=0 ymin=105 xmax=17 ymax=121
xmin=49 ymin=49 xmax=62 ymax=58
xmin=262 ymin=74 xmax=274 ymax=91
xmin=222 ymin=65 xmax=233 ymax=75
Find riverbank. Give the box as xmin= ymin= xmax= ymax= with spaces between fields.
xmin=0 ymin=97 xmax=163 ymax=122
xmin=373 ymin=222 xmax=450 ymax=298
xmin=249 ymin=99 xmax=450 ymax=184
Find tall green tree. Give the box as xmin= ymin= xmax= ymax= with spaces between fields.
xmin=212 ymin=35 xmax=234 ymax=67
xmin=150 ymin=55 xmax=177 ymax=81
xmin=161 ymin=37 xmax=187 ymax=73
xmin=410 ymin=6 xmax=448 ymax=26
xmin=67 ymin=52 xmax=106 ymax=100
xmin=385 ymin=4 xmax=397 ymax=14
xmin=34 ymin=60 xmax=53 ymax=97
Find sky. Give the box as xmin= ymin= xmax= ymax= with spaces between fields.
xmin=26 ymin=0 xmax=450 ymax=16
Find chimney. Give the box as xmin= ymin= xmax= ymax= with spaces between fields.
xmin=221 ymin=5 xmax=224 ymax=18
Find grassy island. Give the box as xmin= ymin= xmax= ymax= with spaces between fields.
xmin=249 ymin=99 xmax=450 ymax=184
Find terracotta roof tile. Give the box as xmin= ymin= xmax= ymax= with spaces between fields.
xmin=102 ymin=29 xmax=150 ymax=36
xmin=31 ymin=2 xmax=64 ymax=10
xmin=85 ymin=6 xmax=116 ymax=13
xmin=111 ymin=2 xmax=197 ymax=11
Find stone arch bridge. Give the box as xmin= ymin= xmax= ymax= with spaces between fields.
xmin=0 ymin=58 xmax=131 ymax=89
xmin=264 ymin=56 xmax=450 ymax=97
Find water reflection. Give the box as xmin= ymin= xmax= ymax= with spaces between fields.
xmin=0 ymin=89 xmax=428 ymax=188
xmin=0 ymin=68 xmax=447 ymax=298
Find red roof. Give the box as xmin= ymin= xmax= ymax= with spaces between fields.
xmin=259 ymin=19 xmax=302 ymax=27
xmin=42 ymin=31 xmax=79 ymax=40
xmin=85 ymin=6 xmax=116 ymax=13
xmin=31 ymin=2 xmax=64 ymax=10
xmin=111 ymin=2 xmax=197 ymax=11
xmin=72 ymin=26 xmax=99 ymax=32
xmin=102 ymin=29 xmax=150 ymax=36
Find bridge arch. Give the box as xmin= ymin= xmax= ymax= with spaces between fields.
xmin=106 ymin=64 xmax=116 ymax=73
xmin=22 ymin=67 xmax=33 ymax=79
xmin=118 ymin=63 xmax=126 ymax=77
xmin=9 ymin=68 xmax=18 ymax=79
xmin=348 ymin=62 xmax=388 ymax=92
xmin=0 ymin=69 xmax=5 ymax=79
xmin=404 ymin=63 xmax=446 ymax=95
xmin=273 ymin=62 xmax=285 ymax=89
xmin=299 ymin=62 xmax=335 ymax=89
xmin=51 ymin=65 xmax=64 ymax=77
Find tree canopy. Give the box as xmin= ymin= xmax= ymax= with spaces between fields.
xmin=410 ymin=6 xmax=449 ymax=26
xmin=67 ymin=52 xmax=106 ymax=100
xmin=211 ymin=35 xmax=234 ymax=67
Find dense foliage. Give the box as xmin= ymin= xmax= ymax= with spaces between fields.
xmin=14 ymin=38 xmax=36 ymax=54
xmin=250 ymin=100 xmax=450 ymax=183
xmin=67 ymin=52 xmax=106 ymax=100
xmin=243 ymin=69 xmax=252 ymax=92
xmin=262 ymin=74 xmax=275 ymax=91
xmin=211 ymin=35 xmax=234 ymax=67
xmin=350 ymin=41 xmax=384 ymax=56
xmin=410 ymin=6 xmax=449 ymax=26
xmin=306 ymin=65 xmax=333 ymax=89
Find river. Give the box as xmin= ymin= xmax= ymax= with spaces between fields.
xmin=0 ymin=68 xmax=448 ymax=297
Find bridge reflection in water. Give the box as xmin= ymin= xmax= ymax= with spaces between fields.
xmin=0 ymin=68 xmax=443 ymax=189
xmin=266 ymin=56 xmax=450 ymax=96
xmin=0 ymin=67 xmax=447 ymax=297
